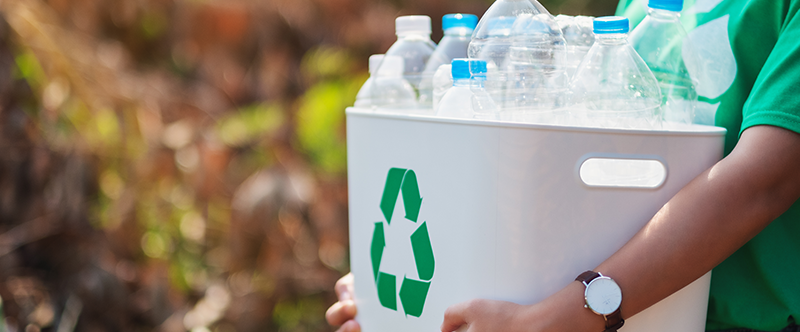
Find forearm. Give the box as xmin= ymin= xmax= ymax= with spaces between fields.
xmin=600 ymin=125 xmax=800 ymax=318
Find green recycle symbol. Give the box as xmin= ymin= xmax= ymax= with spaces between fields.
xmin=371 ymin=168 xmax=435 ymax=318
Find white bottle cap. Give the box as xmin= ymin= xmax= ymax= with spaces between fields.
xmin=377 ymin=55 xmax=405 ymax=76
xmin=395 ymin=15 xmax=432 ymax=35
xmin=369 ymin=54 xmax=385 ymax=75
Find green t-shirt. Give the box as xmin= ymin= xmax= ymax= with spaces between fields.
xmin=616 ymin=0 xmax=800 ymax=330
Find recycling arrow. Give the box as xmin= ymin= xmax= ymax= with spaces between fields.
xmin=371 ymin=222 xmax=385 ymax=281
xmin=370 ymin=168 xmax=435 ymax=317
xmin=400 ymin=276 xmax=430 ymax=318
xmin=379 ymin=168 xmax=423 ymax=224
xmin=410 ymin=221 xmax=434 ymax=281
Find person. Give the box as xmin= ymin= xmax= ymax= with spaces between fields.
xmin=327 ymin=0 xmax=800 ymax=331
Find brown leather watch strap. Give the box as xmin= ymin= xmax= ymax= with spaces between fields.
xmin=575 ymin=270 xmax=601 ymax=284
xmin=603 ymin=308 xmax=624 ymax=332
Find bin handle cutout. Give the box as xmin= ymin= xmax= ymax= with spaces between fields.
xmin=577 ymin=154 xmax=668 ymax=189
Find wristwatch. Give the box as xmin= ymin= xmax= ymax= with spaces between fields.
xmin=576 ymin=270 xmax=624 ymax=332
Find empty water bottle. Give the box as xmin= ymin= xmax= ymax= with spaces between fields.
xmin=470 ymin=60 xmax=499 ymax=120
xmin=471 ymin=16 xmax=516 ymax=111
xmin=437 ymin=59 xmax=475 ymax=118
xmin=371 ymin=55 xmax=417 ymax=109
xmin=502 ymin=12 xmax=569 ymax=122
xmin=469 ymin=16 xmax=516 ymax=69
xmin=432 ymin=64 xmax=453 ymax=113
xmin=384 ymin=15 xmax=436 ymax=105
xmin=629 ymin=0 xmax=697 ymax=124
xmin=569 ymin=16 xmax=662 ymax=129
xmin=468 ymin=0 xmax=555 ymax=66
xmin=354 ymin=54 xmax=384 ymax=108
xmin=437 ymin=59 xmax=497 ymax=119
xmin=469 ymin=0 xmax=538 ymax=117
xmin=419 ymin=14 xmax=479 ymax=107
xmin=556 ymin=15 xmax=595 ymax=79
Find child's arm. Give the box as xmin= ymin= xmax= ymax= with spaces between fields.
xmin=441 ymin=124 xmax=800 ymax=332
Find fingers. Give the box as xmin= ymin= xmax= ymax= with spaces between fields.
xmin=335 ymin=320 xmax=361 ymax=332
xmin=335 ymin=273 xmax=355 ymax=301
xmin=326 ymin=299 xmax=358 ymax=326
xmin=328 ymin=273 xmax=358 ymax=328
xmin=440 ymin=300 xmax=472 ymax=332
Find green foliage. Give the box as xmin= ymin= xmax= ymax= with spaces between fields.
xmin=217 ymin=103 xmax=285 ymax=147
xmin=295 ymin=81 xmax=352 ymax=174
xmin=14 ymin=50 xmax=45 ymax=88
xmin=301 ymin=47 xmax=354 ymax=79
xmin=295 ymin=46 xmax=366 ymax=174
xmin=272 ymin=296 xmax=328 ymax=332
xmin=93 ymin=108 xmax=122 ymax=147
xmin=141 ymin=10 xmax=168 ymax=39
xmin=142 ymin=230 xmax=171 ymax=259
xmin=0 ymin=0 xmax=634 ymax=329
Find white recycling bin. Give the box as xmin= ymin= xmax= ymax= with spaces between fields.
xmin=346 ymin=107 xmax=726 ymax=332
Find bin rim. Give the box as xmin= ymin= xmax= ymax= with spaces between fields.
xmin=346 ymin=107 xmax=728 ymax=137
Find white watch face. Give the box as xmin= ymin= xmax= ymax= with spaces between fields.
xmin=585 ymin=277 xmax=622 ymax=315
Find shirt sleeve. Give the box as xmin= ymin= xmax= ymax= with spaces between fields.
xmin=741 ymin=4 xmax=800 ymax=136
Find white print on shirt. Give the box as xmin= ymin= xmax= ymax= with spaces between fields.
xmin=683 ymin=13 xmax=737 ymax=125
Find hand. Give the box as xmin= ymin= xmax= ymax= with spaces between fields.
xmin=440 ymin=282 xmax=605 ymax=332
xmin=326 ymin=273 xmax=360 ymax=332
xmin=440 ymin=299 xmax=532 ymax=332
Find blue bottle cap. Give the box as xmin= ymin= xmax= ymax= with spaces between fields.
xmin=451 ymin=58 xmax=471 ymax=80
xmin=649 ymin=0 xmax=683 ymax=12
xmin=442 ymin=13 xmax=479 ymax=31
xmin=469 ymin=59 xmax=488 ymax=79
xmin=593 ymin=16 xmax=630 ymax=34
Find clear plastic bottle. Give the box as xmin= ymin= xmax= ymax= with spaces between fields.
xmin=436 ymin=59 xmax=497 ymax=119
xmin=418 ymin=14 xmax=479 ymax=107
xmin=502 ymin=12 xmax=569 ymax=122
xmin=556 ymin=15 xmax=595 ymax=79
xmin=371 ymin=55 xmax=417 ymax=109
xmin=629 ymin=0 xmax=697 ymax=125
xmin=470 ymin=60 xmax=499 ymax=120
xmin=469 ymin=0 xmax=541 ymax=68
xmin=354 ymin=54 xmax=384 ymax=108
xmin=437 ymin=59 xmax=475 ymax=119
xmin=568 ymin=16 xmax=662 ymax=129
xmin=432 ymin=64 xmax=453 ymax=113
xmin=470 ymin=16 xmax=517 ymax=69
xmin=468 ymin=0 xmax=559 ymax=119
xmin=384 ymin=15 xmax=437 ymax=104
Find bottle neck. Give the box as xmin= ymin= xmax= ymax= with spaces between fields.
xmin=646 ymin=7 xmax=681 ymax=21
xmin=396 ymin=32 xmax=432 ymax=40
xmin=596 ymin=33 xmax=629 ymax=45
xmin=443 ymin=27 xmax=474 ymax=37
xmin=453 ymin=78 xmax=471 ymax=87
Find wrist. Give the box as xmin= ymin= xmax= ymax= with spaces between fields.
xmin=525 ymin=281 xmax=607 ymax=332
xmin=575 ymin=271 xmax=624 ymax=332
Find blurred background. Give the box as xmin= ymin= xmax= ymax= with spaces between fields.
xmin=0 ymin=0 xmax=617 ymax=331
